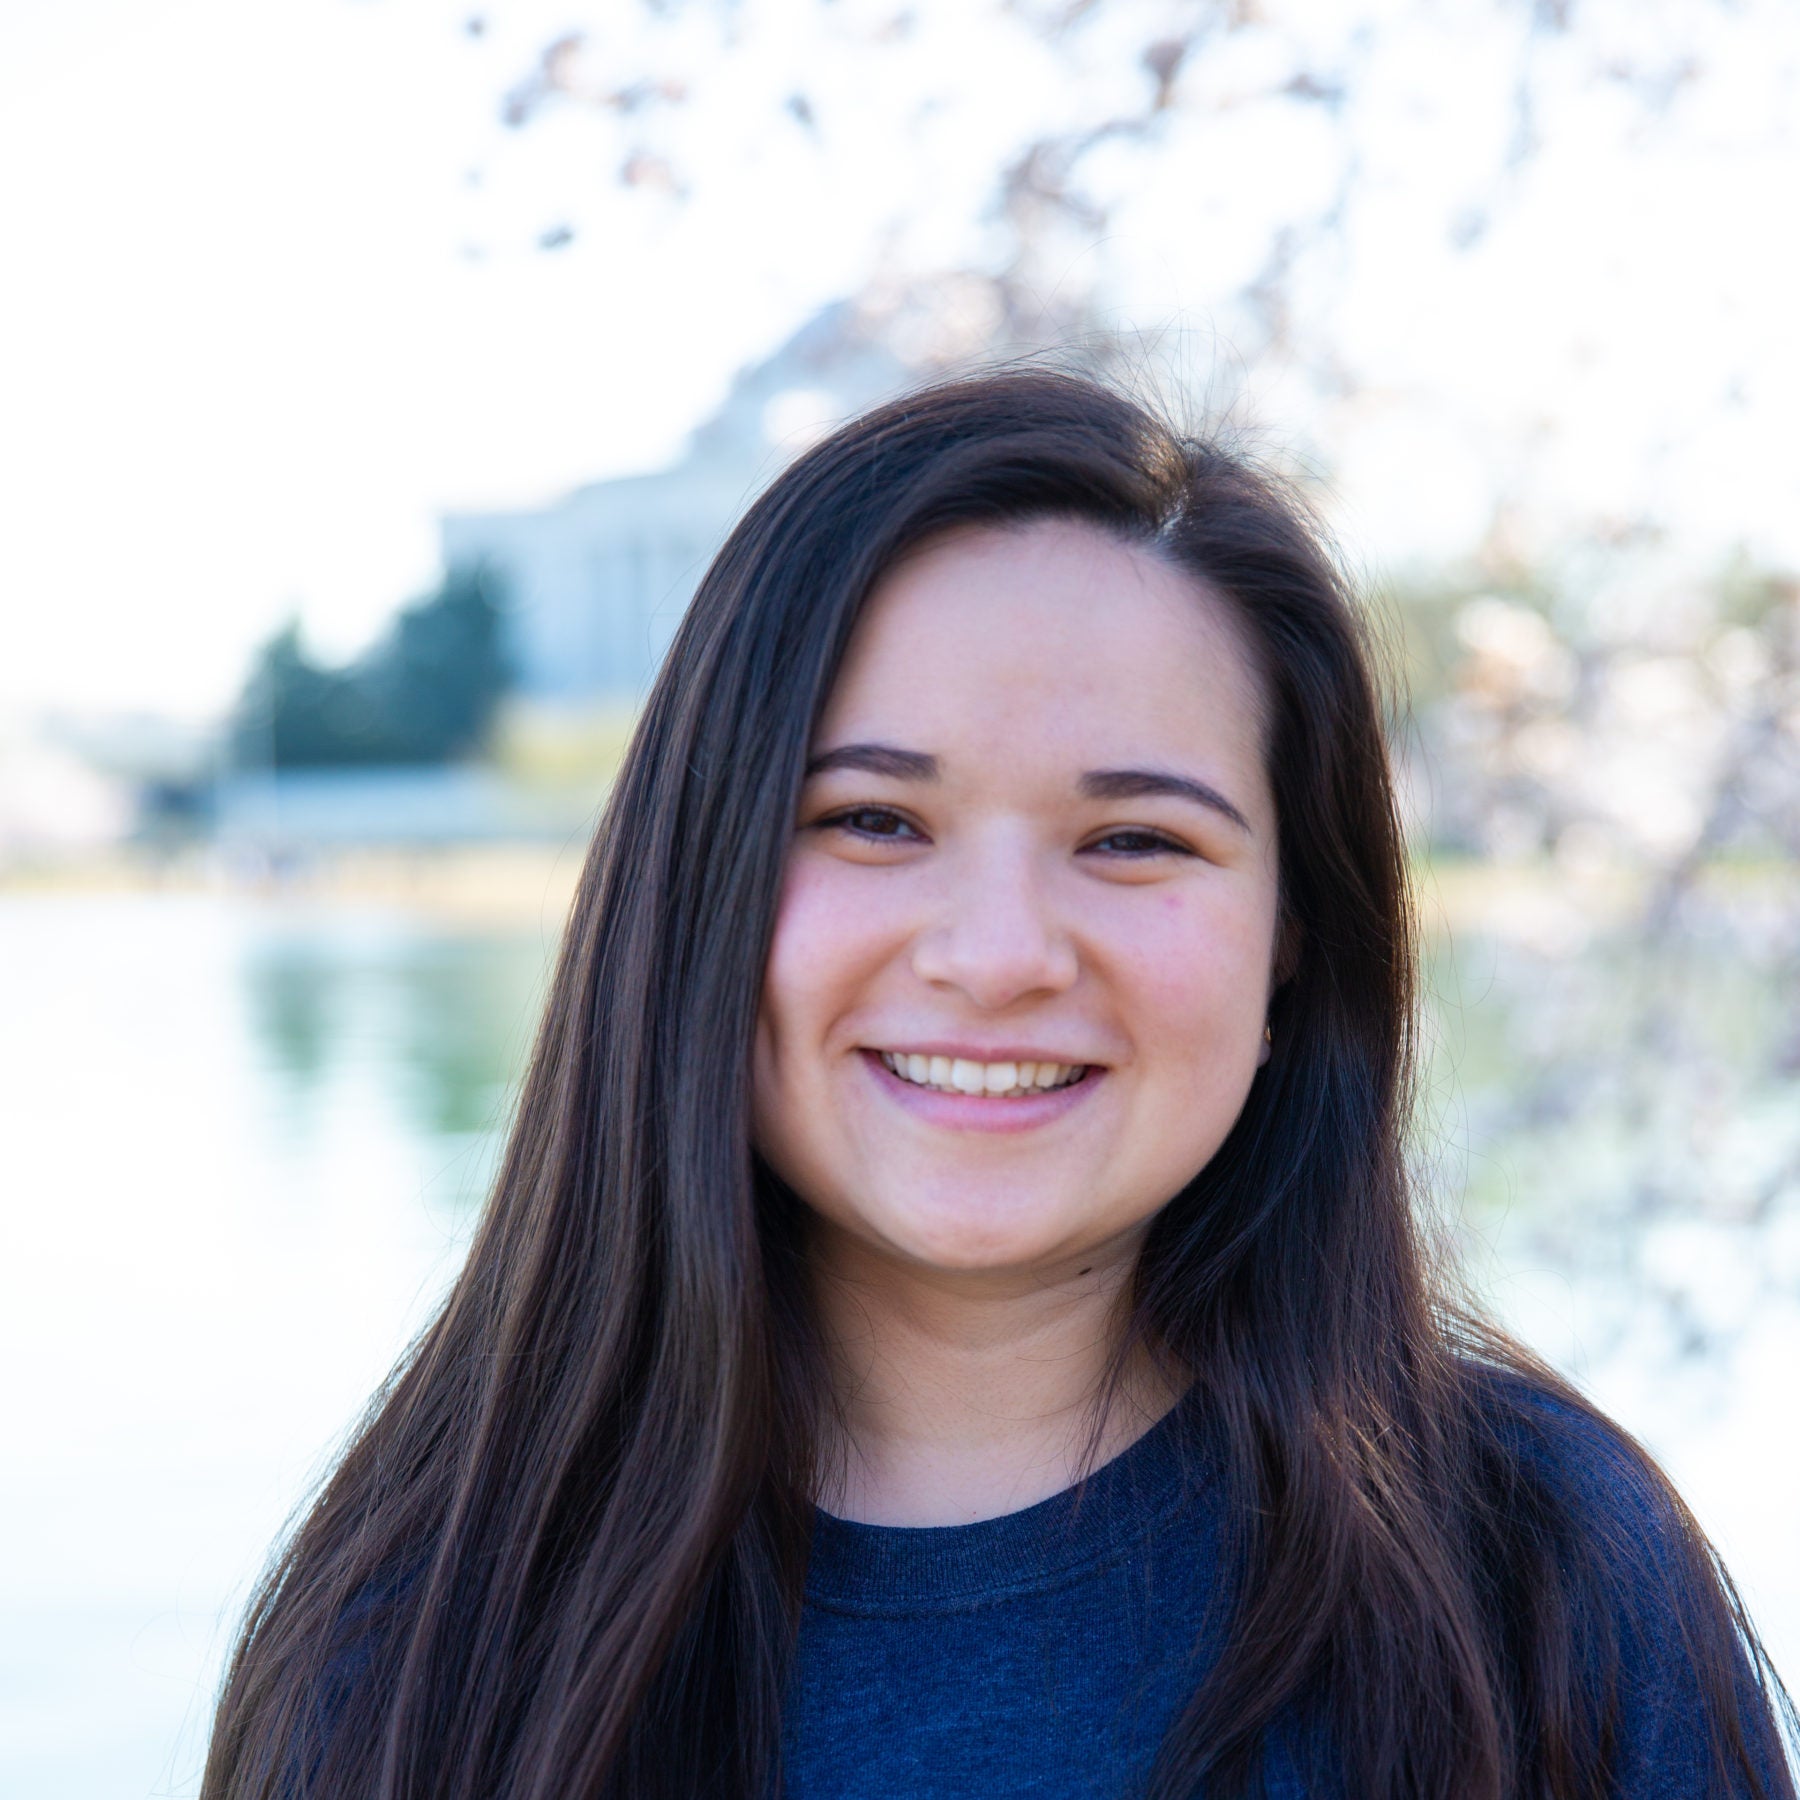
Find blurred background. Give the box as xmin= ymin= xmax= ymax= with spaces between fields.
xmin=3 ymin=1 xmax=1797 ymax=1792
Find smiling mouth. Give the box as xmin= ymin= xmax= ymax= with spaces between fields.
xmin=874 ymin=1051 xmax=1091 ymax=1098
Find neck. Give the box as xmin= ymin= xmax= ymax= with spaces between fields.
xmin=808 ymin=1226 xmax=1181 ymax=1527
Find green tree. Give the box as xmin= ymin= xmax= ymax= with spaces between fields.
xmin=231 ymin=563 xmax=511 ymax=769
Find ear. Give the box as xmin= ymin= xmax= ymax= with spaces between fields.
xmin=1260 ymin=901 xmax=1299 ymax=1069
xmin=1271 ymin=903 xmax=1303 ymax=989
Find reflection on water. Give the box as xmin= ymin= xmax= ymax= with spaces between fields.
xmin=0 ymin=886 xmax=1792 ymax=1798
xmin=0 ymin=892 xmax=555 ymax=1800
xmin=244 ymin=921 xmax=550 ymax=1168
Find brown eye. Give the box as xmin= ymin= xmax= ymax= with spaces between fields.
xmin=822 ymin=806 xmax=922 ymax=842
xmin=1087 ymin=829 xmax=1192 ymax=858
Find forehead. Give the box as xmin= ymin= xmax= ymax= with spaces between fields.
xmin=817 ymin=518 xmax=1271 ymax=797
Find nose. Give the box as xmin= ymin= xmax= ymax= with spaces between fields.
xmin=908 ymin=840 xmax=1079 ymax=1010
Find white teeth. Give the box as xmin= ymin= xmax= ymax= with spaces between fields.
xmin=877 ymin=1052 xmax=1088 ymax=1097
xmin=950 ymin=1058 xmax=985 ymax=1094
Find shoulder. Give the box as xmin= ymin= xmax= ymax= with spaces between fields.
xmin=295 ymin=1562 xmax=421 ymax=1789
xmin=1464 ymin=1363 xmax=1681 ymax=1556
xmin=1460 ymin=1362 xmax=1794 ymax=1797
xmin=1461 ymin=1361 xmax=1728 ymax=1655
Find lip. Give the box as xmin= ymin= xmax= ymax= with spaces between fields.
xmin=858 ymin=1047 xmax=1104 ymax=1134
xmin=861 ymin=1041 xmax=1102 ymax=1067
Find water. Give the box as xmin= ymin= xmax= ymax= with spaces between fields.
xmin=0 ymin=892 xmax=550 ymax=1799
xmin=1 ymin=886 xmax=1793 ymax=1795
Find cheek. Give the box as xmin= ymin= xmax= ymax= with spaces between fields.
xmin=757 ymin=854 xmax=898 ymax=1061
xmin=753 ymin=854 xmax=908 ymax=1186
xmin=1110 ymin=885 xmax=1277 ymax=1087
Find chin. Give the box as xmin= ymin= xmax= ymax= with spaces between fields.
xmin=871 ymin=1190 xmax=1087 ymax=1275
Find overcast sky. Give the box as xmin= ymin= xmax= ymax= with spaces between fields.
xmin=4 ymin=0 xmax=1797 ymax=723
xmin=1 ymin=0 xmax=898 ymax=720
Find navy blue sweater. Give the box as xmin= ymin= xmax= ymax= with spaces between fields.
xmin=782 ymin=1389 xmax=1792 ymax=1798
xmin=305 ymin=1384 xmax=1791 ymax=1797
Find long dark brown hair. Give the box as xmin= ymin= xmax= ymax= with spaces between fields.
xmin=204 ymin=370 xmax=1794 ymax=1799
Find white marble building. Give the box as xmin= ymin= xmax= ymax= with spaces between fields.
xmin=441 ymin=303 xmax=922 ymax=705
xmin=441 ymin=464 xmax=750 ymax=705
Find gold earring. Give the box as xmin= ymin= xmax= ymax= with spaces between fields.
xmin=1263 ymin=1025 xmax=1273 ymax=1045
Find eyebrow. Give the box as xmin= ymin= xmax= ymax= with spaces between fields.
xmin=804 ymin=742 xmax=940 ymax=781
xmin=1079 ymin=767 xmax=1253 ymax=835
xmin=805 ymin=742 xmax=1253 ymax=835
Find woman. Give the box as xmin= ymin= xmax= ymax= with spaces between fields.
xmin=204 ymin=370 xmax=1795 ymax=1799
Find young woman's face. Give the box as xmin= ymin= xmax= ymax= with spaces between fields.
xmin=753 ymin=518 xmax=1283 ymax=1284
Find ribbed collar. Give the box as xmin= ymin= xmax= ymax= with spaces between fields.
xmin=803 ymin=1394 xmax=1214 ymax=1616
